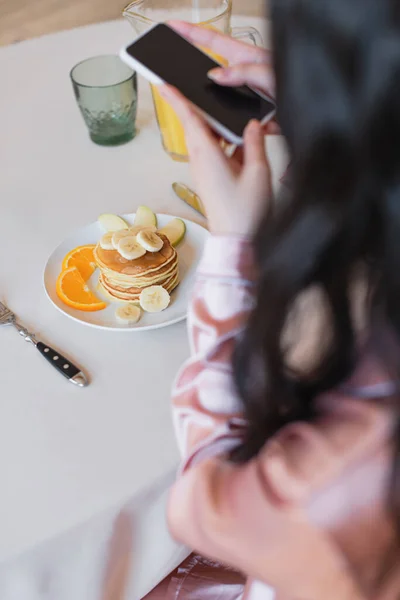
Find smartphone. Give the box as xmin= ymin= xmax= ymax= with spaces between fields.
xmin=119 ymin=23 xmax=275 ymax=145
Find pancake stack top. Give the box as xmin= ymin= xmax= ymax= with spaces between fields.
xmin=94 ymin=232 xmax=179 ymax=303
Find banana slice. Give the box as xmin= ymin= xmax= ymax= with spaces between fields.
xmin=136 ymin=230 xmax=164 ymax=253
xmin=99 ymin=232 xmax=114 ymax=250
xmin=112 ymin=228 xmax=133 ymax=249
xmin=140 ymin=285 xmax=170 ymax=313
xmin=118 ymin=236 xmax=147 ymax=260
xmin=115 ymin=304 xmax=141 ymax=325
xmin=98 ymin=214 xmax=129 ymax=232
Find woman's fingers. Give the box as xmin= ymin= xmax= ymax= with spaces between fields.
xmin=158 ymin=84 xmax=229 ymax=165
xmin=243 ymin=120 xmax=273 ymax=199
xmin=207 ymin=64 xmax=279 ymax=135
xmin=158 ymin=86 xmax=273 ymax=194
xmin=209 ymin=63 xmax=275 ymax=97
xmin=158 ymin=84 xmax=214 ymax=145
xmin=244 ymin=120 xmax=269 ymax=167
xmin=168 ymin=20 xmax=268 ymax=65
xmin=264 ymin=120 xmax=281 ymax=136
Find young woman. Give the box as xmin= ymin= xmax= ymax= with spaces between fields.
xmin=149 ymin=1 xmax=400 ymax=597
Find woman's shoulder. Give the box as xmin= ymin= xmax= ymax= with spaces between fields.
xmin=260 ymin=342 xmax=395 ymax=508
xmin=259 ymin=390 xmax=393 ymax=507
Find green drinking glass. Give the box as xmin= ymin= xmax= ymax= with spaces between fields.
xmin=70 ymin=55 xmax=137 ymax=146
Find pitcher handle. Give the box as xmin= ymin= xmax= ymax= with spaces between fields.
xmin=231 ymin=26 xmax=264 ymax=47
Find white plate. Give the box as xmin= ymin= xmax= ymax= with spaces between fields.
xmin=44 ymin=214 xmax=209 ymax=331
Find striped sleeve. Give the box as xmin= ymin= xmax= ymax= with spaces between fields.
xmin=171 ymin=235 xmax=256 ymax=471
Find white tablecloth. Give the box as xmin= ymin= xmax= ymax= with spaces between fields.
xmin=0 ymin=15 xmax=287 ymax=597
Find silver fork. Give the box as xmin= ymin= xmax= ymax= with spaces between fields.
xmin=0 ymin=301 xmax=88 ymax=387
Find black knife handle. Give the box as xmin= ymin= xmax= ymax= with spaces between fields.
xmin=36 ymin=342 xmax=88 ymax=386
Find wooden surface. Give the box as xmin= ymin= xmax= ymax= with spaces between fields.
xmin=0 ymin=0 xmax=265 ymax=46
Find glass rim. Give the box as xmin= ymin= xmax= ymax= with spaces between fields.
xmin=70 ymin=54 xmax=136 ymax=89
xmin=122 ymin=0 xmax=232 ymax=28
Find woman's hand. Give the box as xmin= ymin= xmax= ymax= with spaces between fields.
xmin=159 ymin=85 xmax=272 ymax=236
xmin=168 ymin=21 xmax=280 ymax=135
xmin=168 ymin=20 xmax=269 ymax=66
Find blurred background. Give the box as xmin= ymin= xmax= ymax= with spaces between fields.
xmin=0 ymin=0 xmax=265 ymax=46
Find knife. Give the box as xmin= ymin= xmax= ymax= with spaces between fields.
xmin=172 ymin=182 xmax=206 ymax=218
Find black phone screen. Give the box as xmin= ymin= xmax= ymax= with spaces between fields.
xmin=125 ymin=24 xmax=275 ymax=139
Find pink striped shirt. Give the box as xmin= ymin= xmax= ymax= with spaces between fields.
xmin=165 ymin=236 xmax=398 ymax=600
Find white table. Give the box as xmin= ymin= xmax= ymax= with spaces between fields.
xmin=0 ymin=14 xmax=287 ymax=589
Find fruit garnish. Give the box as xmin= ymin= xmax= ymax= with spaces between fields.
xmin=62 ymin=244 xmax=97 ymax=281
xmin=112 ymin=229 xmax=133 ymax=249
xmin=98 ymin=214 xmax=129 ymax=232
xmin=115 ymin=304 xmax=141 ymax=324
xmin=158 ymin=218 xmax=186 ymax=247
xmin=129 ymin=225 xmax=157 ymax=235
xmin=118 ymin=236 xmax=147 ymax=260
xmin=136 ymin=230 xmax=163 ymax=253
xmin=140 ymin=285 xmax=170 ymax=313
xmin=100 ymin=233 xmax=114 ymax=250
xmin=56 ymin=267 xmax=107 ymax=312
xmin=134 ymin=206 xmax=157 ymax=228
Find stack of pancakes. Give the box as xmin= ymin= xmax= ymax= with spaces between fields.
xmin=94 ymin=233 xmax=179 ymax=303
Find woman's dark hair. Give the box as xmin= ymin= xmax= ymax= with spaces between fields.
xmin=233 ymin=0 xmax=400 ymax=539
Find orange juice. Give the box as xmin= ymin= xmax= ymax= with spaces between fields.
xmin=151 ymin=85 xmax=190 ymax=161
xmin=122 ymin=0 xmax=261 ymax=161
xmin=151 ymin=44 xmax=228 ymax=162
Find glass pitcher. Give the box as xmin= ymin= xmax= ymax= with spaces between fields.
xmin=123 ymin=0 xmax=263 ymax=162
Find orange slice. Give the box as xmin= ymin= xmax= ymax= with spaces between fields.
xmin=56 ymin=267 xmax=107 ymax=312
xmin=62 ymin=245 xmax=97 ymax=281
